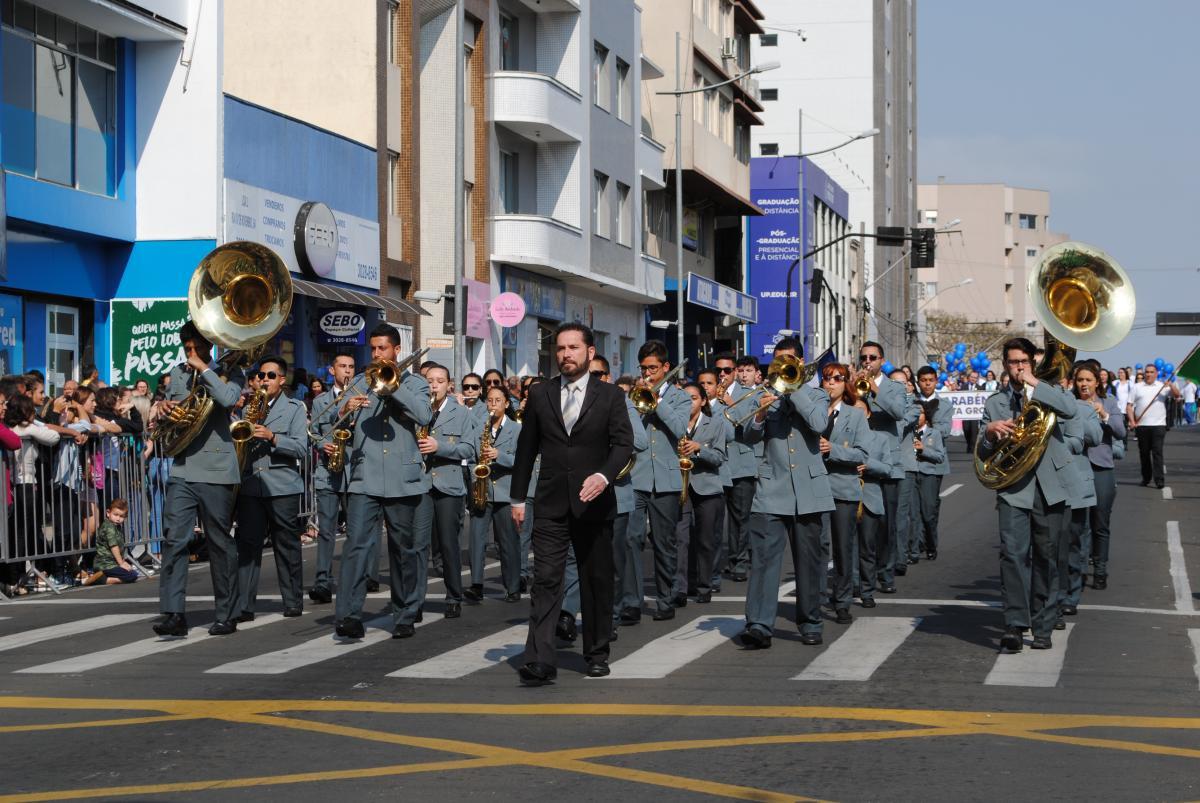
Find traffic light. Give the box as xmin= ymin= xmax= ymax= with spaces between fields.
xmin=442 ymin=283 xmax=468 ymax=336
xmin=910 ymin=226 xmax=936 ymax=268
xmin=809 ymin=268 xmax=824 ymax=304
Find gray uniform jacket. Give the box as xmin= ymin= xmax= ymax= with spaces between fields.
xmin=724 ymin=384 xmax=763 ymax=479
xmin=1063 ymin=398 xmax=1102 ymax=508
xmin=239 ymin=394 xmax=308 ymax=497
xmin=631 ymin=382 xmax=692 ymax=494
xmin=860 ymin=430 xmax=892 ymax=517
xmin=465 ymin=400 xmax=489 ymax=429
xmin=824 ymin=403 xmax=870 ymax=503
xmin=867 ymin=376 xmax=915 ymax=480
xmin=345 ymin=371 xmax=433 ymax=498
xmin=478 ymin=417 xmax=519 ymax=503
xmin=310 ymin=386 xmax=349 ymax=492
xmin=978 ymin=382 xmax=1078 ymax=509
xmin=745 ymin=385 xmax=835 ymax=516
xmin=427 ymin=397 xmax=477 ymax=497
xmin=915 ymin=427 xmax=946 ymax=476
xmin=685 ymin=412 xmax=728 ymax=498
xmin=916 ymin=392 xmax=954 ymax=441
xmin=165 ymin=361 xmax=246 ymax=485
xmin=1086 ymin=394 xmax=1126 ymax=469
xmin=616 ymin=398 xmax=649 ymax=515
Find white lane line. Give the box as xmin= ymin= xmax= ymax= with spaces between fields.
xmin=16 ymin=614 xmax=289 ymax=674
xmin=794 ymin=617 xmax=922 ymax=682
xmin=388 ymin=624 xmax=527 ymax=679
xmin=0 ymin=614 xmax=149 ymax=654
xmin=1168 ymin=521 xmax=1195 ymax=613
xmin=984 ymin=623 xmax=1075 ymax=687
xmin=777 ymin=581 xmax=796 ymax=599
xmin=940 ymin=483 xmax=963 ymax=498
xmin=206 ymin=613 xmax=443 ymax=675
xmin=1163 ymin=486 xmax=1174 ymax=500
xmin=1189 ymin=630 xmax=1200 ymax=692
xmin=607 ymin=615 xmax=743 ymax=679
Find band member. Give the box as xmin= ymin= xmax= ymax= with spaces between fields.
xmin=418 ymin=364 xmax=477 ymax=618
xmin=979 ymin=337 xmax=1077 ymax=651
xmin=911 ymin=366 xmax=953 ymax=562
xmin=715 ymin=356 xmax=759 ymax=584
xmin=334 ymin=323 xmax=432 ymax=640
xmin=510 ymin=323 xmax=633 ymax=685
xmin=152 ymin=322 xmax=246 ymax=637
xmin=309 ymin=353 xmax=355 ymax=604
xmin=818 ymin=363 xmax=868 ymax=624
xmin=233 ymin=356 xmax=309 ymax=621
xmin=694 ymin=368 xmax=735 ymax=594
xmin=1080 ymin=365 xmax=1125 ymax=590
xmin=467 ymin=385 xmax=522 ymax=602
xmin=739 ymin=337 xmax=833 ymax=649
xmin=856 ymin=408 xmax=893 ymax=608
xmin=1059 ymin=364 xmax=1103 ymax=619
xmin=460 ymin=372 xmax=488 ymax=426
xmin=677 ymin=378 xmax=727 ymax=603
xmin=912 ymin=400 xmax=948 ymax=560
xmin=626 ymin=340 xmax=692 ymax=622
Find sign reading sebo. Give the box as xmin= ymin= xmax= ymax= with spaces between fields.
xmin=295 ymin=201 xmax=338 ymax=280
xmin=318 ymin=309 xmax=366 ymax=346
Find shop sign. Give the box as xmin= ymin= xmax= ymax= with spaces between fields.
xmin=109 ymin=299 xmax=189 ymax=386
xmin=490 ymin=292 xmax=526 ymax=328
xmin=295 ymin=201 xmax=339 ymax=280
xmin=465 ymin=277 xmax=491 ymax=339
xmin=0 ymin=292 xmax=23 ymax=375
xmin=425 ymin=336 xmax=453 ymax=349
xmin=687 ymin=273 xmax=757 ymax=323
xmin=501 ymin=266 xmax=565 ymax=321
xmin=317 ymin=309 xmax=366 ymax=346
xmin=682 ymin=207 xmax=700 ymax=252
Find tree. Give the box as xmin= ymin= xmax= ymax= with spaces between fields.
xmin=921 ymin=311 xmax=1024 ymax=369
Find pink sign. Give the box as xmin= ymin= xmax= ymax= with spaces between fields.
xmin=464 ymin=278 xmax=491 ymax=339
xmin=490 ymin=292 xmax=526 ymax=328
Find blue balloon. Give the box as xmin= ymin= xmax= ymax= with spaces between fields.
xmin=881 ymin=361 xmax=894 ymax=375
xmin=955 ymin=344 xmax=967 ymax=356
xmin=1166 ymin=363 xmax=1175 ymax=374
xmin=1155 ymin=358 xmax=1165 ymax=369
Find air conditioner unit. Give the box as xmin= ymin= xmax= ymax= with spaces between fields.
xmin=721 ymin=37 xmax=738 ymax=60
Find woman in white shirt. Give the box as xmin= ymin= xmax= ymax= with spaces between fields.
xmin=1114 ymin=367 xmax=1134 ymax=415
xmin=5 ymin=395 xmax=61 ymax=585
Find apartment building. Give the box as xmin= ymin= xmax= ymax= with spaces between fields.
xmin=641 ymin=0 xmax=766 ymax=364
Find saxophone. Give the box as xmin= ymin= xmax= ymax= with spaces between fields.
xmin=471 ymin=421 xmax=494 ymax=513
xmin=327 ymin=428 xmax=351 ymax=473
xmin=231 ymin=388 xmax=268 ymax=471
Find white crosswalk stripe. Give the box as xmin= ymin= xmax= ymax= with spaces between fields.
xmin=206 ymin=613 xmax=444 ymax=675
xmin=793 ymin=617 xmax=922 ymax=682
xmin=388 ymin=624 xmax=528 ymax=679
xmin=16 ymin=614 xmax=290 ymax=674
xmin=984 ymin=624 xmax=1076 ymax=687
xmin=940 ymin=483 xmax=963 ymax=498
xmin=607 ymin=615 xmax=743 ymax=679
xmin=1189 ymin=630 xmax=1200 ymax=692
xmin=0 ymin=614 xmax=149 ymax=654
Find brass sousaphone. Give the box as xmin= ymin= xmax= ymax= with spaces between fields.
xmin=973 ymin=241 xmax=1135 ymax=489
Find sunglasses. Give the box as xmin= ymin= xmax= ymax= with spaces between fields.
xmin=717 ymin=366 xmax=734 ymax=374
xmin=485 ymin=379 xmax=503 ymax=387
xmin=824 ymin=375 xmax=846 ymax=383
xmin=462 ymin=383 xmax=481 ymax=391
xmin=859 ymin=354 xmax=880 ymax=362
xmin=590 ymin=370 xmax=608 ymax=378
xmin=256 ymin=371 xmax=279 ymax=380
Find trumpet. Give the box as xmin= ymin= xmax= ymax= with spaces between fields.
xmin=629 ymin=361 xmax=688 ymax=416
xmin=723 ymin=353 xmax=816 ymax=427
xmin=308 ymin=347 xmax=430 ymax=439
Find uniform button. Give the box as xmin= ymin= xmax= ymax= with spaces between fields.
xmin=789 ymin=448 xmax=795 ymax=453
xmin=383 ymin=449 xmax=388 ymax=454
xmin=791 ymin=464 xmax=796 ymax=468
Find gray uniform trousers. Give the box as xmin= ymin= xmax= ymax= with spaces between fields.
xmin=897 ymin=472 xmax=919 ymax=561
xmin=672 ymin=498 xmax=692 ymax=598
xmin=997 ymin=491 xmax=1065 ymax=638
xmin=1089 ymin=468 xmax=1117 ymax=575
xmin=628 ymin=490 xmax=682 ymax=614
xmin=336 ymin=493 xmax=428 ymax=627
xmin=686 ymin=492 xmax=725 ymax=597
xmin=422 ymin=490 xmax=465 ymax=603
xmin=235 ymin=493 xmax=302 ymax=615
xmin=745 ymin=512 xmax=824 ymax=636
xmin=313 ymin=488 xmax=344 ymax=592
xmin=723 ymin=477 xmax=755 ymax=575
xmin=828 ymin=500 xmax=857 ymax=609
xmin=1061 ymin=506 xmax=1092 ymax=608
xmin=158 ymin=480 xmax=240 ymax=623
xmin=857 ymin=508 xmax=885 ymax=600
xmin=880 ymin=479 xmax=900 ymax=583
xmin=915 ymin=474 xmax=944 ymax=553
xmin=468 ymin=500 xmax=521 ymax=595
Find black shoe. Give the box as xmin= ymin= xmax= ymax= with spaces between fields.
xmin=610 ymin=625 xmax=619 ymax=642
xmin=335 ymin=618 xmax=365 ymax=639
xmin=880 ymin=583 xmax=897 ymax=594
xmin=738 ymin=627 xmax=771 ymax=649
xmin=518 ymin=661 xmax=557 ymax=686
xmin=152 ymin=613 xmax=188 ymax=637
xmin=1000 ymin=627 xmax=1023 ymax=652
xmin=671 ymin=594 xmax=688 ymax=608
xmin=208 ymin=621 xmax=237 ymax=636
xmin=415 ymin=607 xmax=424 ymax=623
xmin=652 ymin=607 xmax=676 ymax=621
xmin=860 ymin=597 xmax=876 ymax=608
xmin=464 ymin=584 xmax=484 ymax=603
xmin=503 ymin=592 xmax=521 ymax=603
xmin=1093 ymin=575 xmax=1108 ymax=590
xmin=519 ymin=576 xmax=528 ymax=593
xmin=393 ymin=623 xmax=415 ymax=639
xmin=444 ymin=602 xmax=462 ymax=619
xmin=586 ymin=661 xmax=611 ymax=678
xmin=282 ymin=606 xmax=303 ymax=618
xmin=235 ymin=611 xmax=255 ymax=624
xmin=1031 ymin=635 xmax=1053 ymax=650
xmin=1053 ymin=617 xmax=1066 ymax=631
xmin=731 ymin=572 xmax=748 ymax=582
xmin=1061 ymin=604 xmax=1078 ymax=616
xmin=696 ymin=591 xmax=712 ymax=604
xmin=1140 ymin=480 xmax=1151 ymax=487
xmin=894 ymin=565 xmax=908 ymax=576
xmin=365 ymin=578 xmax=381 ymax=593
xmin=800 ymin=632 xmax=823 ymax=646
xmin=308 ymin=586 xmax=332 ymax=604
xmin=908 ymin=556 xmax=919 ymax=565
xmin=926 ymin=551 xmax=937 ymax=561
xmin=619 ymin=607 xmax=642 ymax=625
xmin=556 ymin=611 xmax=578 ymax=643
xmin=835 ymin=608 xmax=853 ymax=624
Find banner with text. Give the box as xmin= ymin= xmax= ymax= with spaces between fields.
xmin=0 ymin=292 xmax=23 ymax=376
xmin=937 ymin=390 xmax=990 ymax=421
xmin=746 ymin=157 xmax=802 ymax=357
xmin=110 ymin=299 xmax=189 ymax=387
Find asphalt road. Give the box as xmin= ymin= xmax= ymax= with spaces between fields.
xmin=2 ymin=426 xmax=1200 ymax=801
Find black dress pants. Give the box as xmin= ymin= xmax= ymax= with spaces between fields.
xmin=1136 ymin=425 xmax=1165 ymax=485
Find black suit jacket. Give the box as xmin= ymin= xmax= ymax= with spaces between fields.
xmin=510 ymin=375 xmax=634 ymax=520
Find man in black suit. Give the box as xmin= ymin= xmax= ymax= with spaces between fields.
xmin=510 ymin=322 xmax=634 ymax=685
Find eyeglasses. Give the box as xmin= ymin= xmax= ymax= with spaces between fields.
xmin=590 ymin=370 xmax=608 ymax=379
xmin=638 ymin=363 xmax=661 ymax=372
xmin=256 ymin=371 xmax=279 ymax=380
xmin=859 ymin=354 xmax=880 ymax=362
xmin=717 ymin=366 xmax=734 ymax=374
xmin=824 ymin=375 xmax=846 ymax=383
xmin=462 ymin=383 xmax=481 ymax=391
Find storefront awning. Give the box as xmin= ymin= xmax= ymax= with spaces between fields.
xmin=291 ymin=278 xmax=431 ymax=318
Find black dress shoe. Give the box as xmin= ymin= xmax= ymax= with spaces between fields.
xmin=586 ymin=661 xmax=611 ymax=678
xmin=444 ymin=602 xmax=462 ymax=619
xmin=365 ymin=578 xmax=381 ymax=593
xmin=1031 ymin=635 xmax=1053 ymax=650
xmin=880 ymin=583 xmax=897 ymax=594
xmin=556 ymin=611 xmax=577 ymax=643
xmin=799 ymin=632 xmax=823 ymax=646
xmin=464 ymin=584 xmax=484 ymax=602
xmin=610 ymin=626 xmax=619 ymax=642
xmin=860 ymin=597 xmax=876 ymax=609
xmin=652 ymin=607 xmax=676 ymax=621
xmin=1155 ymin=482 xmax=1165 ymax=489
xmin=308 ymin=586 xmax=332 ymax=604
xmin=1093 ymin=574 xmax=1108 ymax=590
xmin=671 ymin=594 xmax=688 ymax=608
xmin=1053 ymin=617 xmax=1066 ymax=631
xmin=152 ymin=613 xmax=188 ymax=637
xmin=835 ymin=608 xmax=853 ymax=624
xmin=519 ymin=576 xmax=528 ymax=593
xmin=999 ymin=627 xmax=1023 ymax=652
xmin=335 ymin=618 xmax=365 ymax=639
xmin=235 ymin=611 xmax=255 ymax=624
xmin=926 ymin=551 xmax=937 ymax=561
xmin=1061 ymin=604 xmax=1078 ymax=616
xmin=731 ymin=572 xmax=748 ymax=582
xmin=393 ymin=623 xmax=415 ymax=639
xmin=518 ymin=661 xmax=557 ymax=686
xmin=894 ymin=565 xmax=908 ymax=576
xmin=208 ymin=621 xmax=237 ymax=636
xmin=908 ymin=556 xmax=919 ymax=565
xmin=696 ymin=591 xmax=712 ymax=604
xmin=283 ymin=606 xmax=303 ymax=618
xmin=415 ymin=607 xmax=424 ymax=623
xmin=738 ymin=627 xmax=771 ymax=649
xmin=503 ymin=592 xmax=521 ymax=603
xmin=619 ymin=607 xmax=642 ymax=625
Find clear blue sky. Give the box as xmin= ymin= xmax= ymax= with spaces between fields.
xmin=918 ymin=0 xmax=1200 ymax=371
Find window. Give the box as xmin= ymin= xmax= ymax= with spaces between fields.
xmin=1004 ymin=212 xmax=1012 ymax=225
xmin=760 ymin=87 xmax=778 ymax=102
xmin=1018 ymin=213 xmax=1037 ymax=229
xmin=1 ymin=4 xmax=118 ymax=195
xmin=760 ymin=33 xmax=778 ymax=46
xmin=718 ymin=94 xmax=732 ymax=142
xmin=734 ymin=122 xmax=750 ymax=164
xmin=616 ymin=182 xmax=631 ymax=247
xmin=387 ymin=151 xmax=401 ymax=216
xmin=593 ymin=42 xmax=610 ymax=111
xmin=593 ymin=171 xmax=610 ymax=239
xmin=388 ymin=1 xmax=400 ymax=65
xmin=499 ymin=12 xmax=518 ymax=71
xmin=500 ymin=150 xmax=519 ymax=214
xmin=1026 ymin=248 xmax=1038 ymax=258
xmin=615 ymin=58 xmax=631 ymax=123
xmin=642 ymin=189 xmax=668 ymax=258
xmin=759 ymin=143 xmax=779 ymax=156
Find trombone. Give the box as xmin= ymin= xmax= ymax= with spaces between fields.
xmin=307 ymin=346 xmax=431 ymax=440
xmin=629 ymin=360 xmax=688 ymax=416
xmin=722 ymin=353 xmax=815 ymax=427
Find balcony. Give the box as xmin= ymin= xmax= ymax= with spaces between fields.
xmin=511 ymin=0 xmax=579 ymax=12
xmin=491 ymin=215 xmax=585 ymax=277
xmin=639 ymin=254 xmax=668 ymax=303
xmin=490 ymin=72 xmax=583 ymax=143
xmin=639 ymin=133 xmax=666 ymax=190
